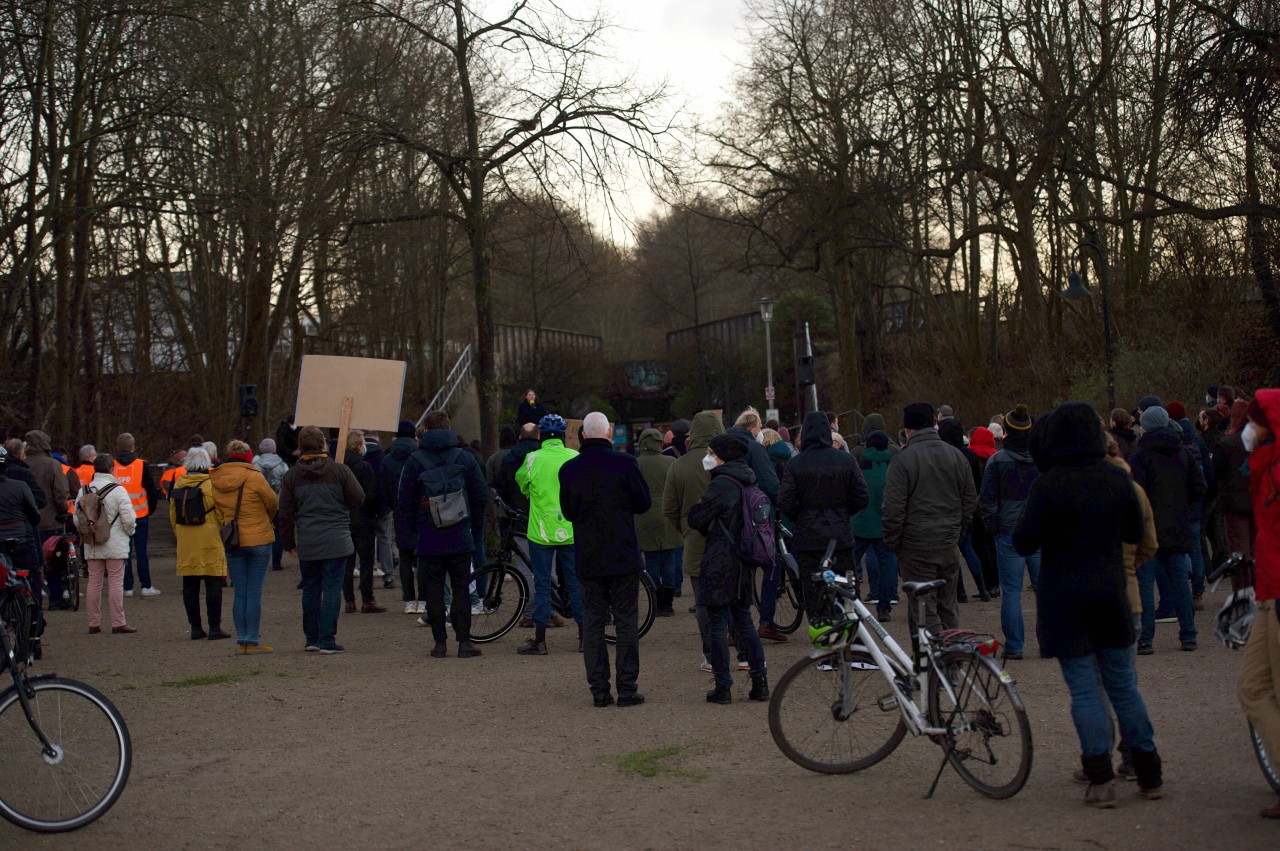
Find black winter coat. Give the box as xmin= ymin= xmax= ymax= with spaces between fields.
xmin=1214 ymin=430 xmax=1252 ymax=515
xmin=396 ymin=429 xmax=488 ymax=556
xmin=558 ymin=439 xmax=651 ymax=579
xmin=777 ymin=411 xmax=869 ymax=551
xmin=0 ymin=474 xmax=40 ymax=544
xmin=517 ymin=400 xmax=548 ymax=427
xmin=1129 ymin=426 xmax=1208 ymax=554
xmin=380 ymin=436 xmax=418 ymax=550
xmin=498 ymin=438 xmax=541 ymax=531
xmin=687 ymin=460 xmax=757 ymax=607
xmin=344 ymin=456 xmax=379 ymax=531
xmin=1013 ymin=402 xmax=1144 ymax=658
xmin=3 ymin=460 xmax=46 ymax=512
xmin=726 ymin=425 xmax=780 ymax=504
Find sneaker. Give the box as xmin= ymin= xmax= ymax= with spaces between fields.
xmin=1004 ymin=651 xmax=1024 ymax=661
xmin=305 ymin=644 xmax=320 ymax=652
xmin=699 ymin=660 xmax=713 ymax=673
xmin=866 ymin=597 xmax=878 ymax=604
xmin=1117 ymin=762 xmax=1137 ymax=781
xmin=416 ymin=615 xmax=430 ymax=627
xmin=383 ymin=579 xmax=395 ymax=590
xmin=617 ymin=693 xmax=645 ymax=708
xmin=470 ymin=603 xmax=489 ymax=616
xmin=374 ymin=568 xmax=386 ymax=578
xmin=416 ymin=601 xmax=427 ymax=614
xmin=1154 ymin=612 xmax=1176 ymax=624
xmin=345 ymin=601 xmax=357 ymax=614
xmin=140 ymin=586 xmax=161 ymax=597
xmin=124 ymin=589 xmax=134 ymax=598
xmin=518 ymin=616 xmax=535 ymax=629
xmin=548 ymin=613 xmax=566 ymax=628
xmin=737 ymin=659 xmax=750 ymax=671
xmin=516 ymin=639 xmax=547 ymax=655
xmin=1137 ymin=643 xmax=1154 ymax=656
xmin=404 ymin=602 xmax=417 ymax=614
xmin=1180 ymin=641 xmax=1197 ymax=652
xmin=1139 ymin=784 xmax=1164 ymax=800
xmin=243 ymin=643 xmax=274 ymax=654
xmin=877 ymin=611 xmax=892 ymax=623
xmin=318 ymin=645 xmax=346 ymax=655
xmin=757 ymin=624 xmax=788 ymax=643
xmin=1085 ymin=781 xmax=1117 ymax=809
xmin=1193 ymin=593 xmax=1204 ymax=612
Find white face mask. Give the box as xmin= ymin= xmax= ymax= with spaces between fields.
xmin=701 ymin=453 xmax=718 ymax=471
xmin=1242 ymin=422 xmax=1259 ymax=453
xmin=755 ymin=430 xmax=765 ymax=444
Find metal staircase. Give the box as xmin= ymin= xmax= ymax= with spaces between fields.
xmin=415 ymin=343 xmax=473 ymax=428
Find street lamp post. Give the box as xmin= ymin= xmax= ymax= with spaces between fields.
xmin=1063 ymin=233 xmax=1116 ymax=411
xmin=757 ymin=297 xmax=777 ymax=422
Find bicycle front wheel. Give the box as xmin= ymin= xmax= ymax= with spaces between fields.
xmin=467 ymin=564 xmax=528 ymax=644
xmin=1251 ymin=720 xmax=1280 ymax=793
xmin=929 ymin=651 xmax=1032 ymax=799
xmin=772 ymin=567 xmax=805 ymax=634
xmin=0 ymin=677 xmax=131 ymax=833
xmin=606 ymin=571 xmax=656 ymax=644
xmin=769 ymin=648 xmax=907 ymax=774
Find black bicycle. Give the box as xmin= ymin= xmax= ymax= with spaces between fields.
xmin=0 ymin=539 xmax=132 ymax=833
xmin=1209 ymin=552 xmax=1280 ymax=794
xmin=752 ymin=524 xmax=805 ymax=634
xmin=468 ymin=493 xmax=656 ymax=644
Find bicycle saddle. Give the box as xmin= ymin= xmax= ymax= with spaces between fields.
xmin=902 ymin=579 xmax=946 ymax=595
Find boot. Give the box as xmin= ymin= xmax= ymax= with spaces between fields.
xmin=1081 ymin=753 xmax=1116 ymax=808
xmin=748 ymin=675 xmax=769 ymax=702
xmin=456 ymin=641 xmax=482 ymax=658
xmin=1130 ymin=748 xmax=1163 ymax=799
xmin=705 ymin=682 xmax=732 ymax=705
xmin=655 ymin=587 xmax=675 ymax=617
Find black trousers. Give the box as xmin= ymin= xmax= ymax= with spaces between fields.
xmin=183 ymin=575 xmax=223 ymax=629
xmin=580 ymin=573 xmax=640 ymax=699
xmin=344 ymin=526 xmax=375 ymax=603
xmin=421 ymin=552 xmax=473 ymax=643
xmin=399 ymin=547 xmax=420 ymax=602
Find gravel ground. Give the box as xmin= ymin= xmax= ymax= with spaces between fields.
xmin=4 ymin=538 xmax=1277 ymax=849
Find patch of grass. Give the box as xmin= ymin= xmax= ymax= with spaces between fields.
xmin=614 ymin=746 xmax=696 ymax=779
xmin=159 ymin=674 xmax=234 ymax=688
xmin=121 ymin=684 xmax=137 ymax=691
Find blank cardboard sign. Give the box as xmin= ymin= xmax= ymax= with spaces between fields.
xmin=294 ymin=355 xmax=407 ymax=431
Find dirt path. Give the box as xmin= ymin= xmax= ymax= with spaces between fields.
xmin=4 ymin=553 xmax=1276 ymax=849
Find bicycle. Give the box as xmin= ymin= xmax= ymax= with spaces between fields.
xmin=0 ymin=539 xmax=132 ymax=832
xmin=1208 ymin=551 xmax=1280 ymax=794
xmin=468 ymin=492 xmax=656 ymax=644
xmin=752 ymin=524 xmax=805 ymax=634
xmin=44 ymin=526 xmax=83 ymax=612
xmin=768 ymin=541 xmax=1032 ymax=799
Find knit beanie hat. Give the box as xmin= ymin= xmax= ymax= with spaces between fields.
xmin=903 ymin=402 xmax=934 ymax=431
xmin=1137 ymin=395 xmax=1163 ymax=412
xmin=1166 ymin=400 xmax=1186 ymax=421
xmin=1248 ymin=397 xmax=1271 ymax=430
xmin=1139 ymin=406 xmax=1170 ymax=430
xmin=1005 ymin=404 xmax=1034 ymax=433
xmin=708 ymin=432 xmax=750 ymax=462
xmin=258 ymin=438 xmax=277 ymax=455
xmin=397 ymin=419 xmax=416 ymax=438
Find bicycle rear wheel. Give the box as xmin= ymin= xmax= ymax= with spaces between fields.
xmin=769 ymin=648 xmax=907 ymax=774
xmin=1 ymin=594 xmax=32 ymax=671
xmin=68 ymin=558 xmax=82 ymax=613
xmin=1251 ymin=720 xmax=1280 ymax=794
xmin=606 ymin=571 xmax=655 ymax=645
xmin=772 ymin=568 xmax=805 ymax=634
xmin=466 ymin=564 xmax=528 ymax=644
xmin=0 ymin=677 xmax=131 ymax=832
xmin=929 ymin=651 xmax=1032 ymax=799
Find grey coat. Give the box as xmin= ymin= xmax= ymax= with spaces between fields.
xmin=882 ymin=429 xmax=977 ymax=553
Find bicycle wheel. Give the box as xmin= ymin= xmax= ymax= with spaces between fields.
xmin=929 ymin=651 xmax=1032 ymax=799
xmin=1 ymin=594 xmax=32 ymax=671
xmin=772 ymin=568 xmax=805 ymax=634
xmin=68 ymin=558 xmax=82 ymax=613
xmin=769 ymin=648 xmax=907 ymax=774
xmin=466 ymin=564 xmax=528 ymax=644
xmin=0 ymin=677 xmax=132 ymax=832
xmin=604 ymin=571 xmax=655 ymax=645
xmin=1251 ymin=720 xmax=1280 ymax=794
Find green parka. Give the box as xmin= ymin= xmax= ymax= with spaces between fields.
xmin=662 ymin=412 xmax=725 ymax=577
xmin=636 ymin=429 xmax=683 ymax=552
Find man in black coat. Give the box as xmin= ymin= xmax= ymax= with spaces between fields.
xmin=1129 ymin=406 xmax=1207 ymax=653
xmin=727 ymin=408 xmax=780 ymax=504
xmin=778 ymin=411 xmax=870 ymax=620
xmin=559 ymin=412 xmax=652 ymax=708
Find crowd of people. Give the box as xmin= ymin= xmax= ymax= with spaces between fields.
xmin=0 ymin=381 xmax=1276 ymax=817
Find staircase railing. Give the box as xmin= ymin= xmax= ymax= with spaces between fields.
xmin=416 ymin=343 xmax=473 ymax=428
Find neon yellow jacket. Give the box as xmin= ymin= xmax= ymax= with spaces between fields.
xmin=516 ymin=439 xmax=577 ymax=545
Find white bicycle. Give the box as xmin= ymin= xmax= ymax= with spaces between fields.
xmin=768 ymin=542 xmax=1032 ymax=799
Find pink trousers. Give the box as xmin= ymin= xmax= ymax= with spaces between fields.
xmin=86 ymin=558 xmax=127 ymax=630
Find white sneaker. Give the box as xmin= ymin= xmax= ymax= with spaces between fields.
xmin=124 ymin=590 xmax=134 ymax=598
xmin=353 ymin=568 xmax=360 ymax=577
xmin=141 ymin=587 xmax=161 ymax=597
xmin=737 ymin=659 xmax=750 ymax=671
xmin=699 ymin=659 xmax=713 ymax=673
xmin=404 ymin=602 xmax=417 ymax=614
xmin=375 ymin=568 xmax=387 ymax=578
xmin=416 ymin=601 xmax=427 ymax=614
xmin=471 ymin=603 xmax=489 ymax=616
xmin=416 ymin=615 xmax=430 ymax=627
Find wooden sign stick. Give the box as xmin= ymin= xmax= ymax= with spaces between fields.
xmin=334 ymin=396 xmax=354 ymax=464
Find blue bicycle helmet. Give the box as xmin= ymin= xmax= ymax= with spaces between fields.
xmin=538 ymin=414 xmax=567 ymax=435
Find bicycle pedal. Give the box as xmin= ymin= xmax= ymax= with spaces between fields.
xmin=876 ymin=695 xmax=899 ymax=712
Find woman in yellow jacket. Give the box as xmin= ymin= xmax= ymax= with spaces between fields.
xmin=211 ymin=440 xmax=278 ymax=653
xmin=169 ymin=446 xmax=228 ymax=640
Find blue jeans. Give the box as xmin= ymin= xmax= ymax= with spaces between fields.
xmin=643 ymin=549 xmax=683 ymax=590
xmin=123 ymin=515 xmax=151 ymax=591
xmin=1058 ymin=646 xmax=1156 ymax=758
xmin=1188 ymin=519 xmax=1205 ymax=596
xmin=300 ymin=556 xmax=346 ymax=649
xmin=1138 ymin=552 xmax=1196 ymax=645
xmin=855 ymin=537 xmax=899 ymax=612
xmin=228 ymin=544 xmax=271 ymax=644
xmin=757 ymin=559 xmax=780 ymax=625
xmin=529 ymin=542 xmax=582 ymax=626
xmin=995 ymin=534 xmax=1041 ymax=654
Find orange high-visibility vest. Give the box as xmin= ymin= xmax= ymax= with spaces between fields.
xmin=159 ymin=466 xmax=186 ymax=497
xmin=114 ymin=458 xmax=149 ymax=518
xmin=61 ymin=463 xmax=76 ymax=514
xmin=73 ymin=464 xmax=94 ymax=487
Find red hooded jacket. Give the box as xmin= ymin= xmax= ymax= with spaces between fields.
xmin=1251 ymin=389 xmax=1280 ymax=602
xmin=969 ymin=427 xmax=998 ymax=461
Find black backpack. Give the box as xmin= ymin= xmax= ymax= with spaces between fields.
xmin=413 ymin=449 xmax=470 ymax=528
xmin=172 ymin=483 xmax=208 ymax=526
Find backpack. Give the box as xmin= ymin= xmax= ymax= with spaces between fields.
xmin=719 ymin=479 xmax=776 ymax=567
xmin=413 ymin=449 xmax=470 ymax=528
xmin=172 ymin=483 xmax=209 ymax=525
xmin=75 ymin=483 xmax=119 ymax=545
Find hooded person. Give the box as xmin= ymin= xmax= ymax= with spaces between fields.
xmin=969 ymin=427 xmax=998 ymax=462
xmin=939 ymin=419 xmax=993 ymax=605
xmin=663 ymin=419 xmax=693 ymax=459
xmin=1174 ymin=416 xmax=1215 ymax=608
xmin=1012 ymin=401 xmax=1163 ymax=805
xmin=853 ymin=413 xmax=901 ymax=461
xmin=686 ymin=432 xmax=768 ymax=704
xmin=663 ymin=411 xmax=725 ymax=663
xmin=0 ymin=445 xmax=42 ymax=629
xmin=486 ymin=426 xmax=518 ymax=486
xmin=381 ymin=419 xmax=426 ymax=612
xmin=851 ymin=430 xmax=899 ymax=620
xmin=635 ymin=428 xmax=684 ymax=616
xmin=979 ymin=405 xmax=1043 ymax=657
xmin=1215 ymin=400 xmax=1256 ymax=569
xmin=1128 ymin=406 xmax=1207 ymax=653
xmin=24 ymin=429 xmax=72 ymax=609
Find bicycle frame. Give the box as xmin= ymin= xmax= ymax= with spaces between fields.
xmin=0 ymin=572 xmax=59 ymax=758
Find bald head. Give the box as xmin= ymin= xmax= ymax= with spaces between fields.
xmin=519 ymin=423 xmax=539 ymax=440
xmin=582 ymin=412 xmax=611 ymax=440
